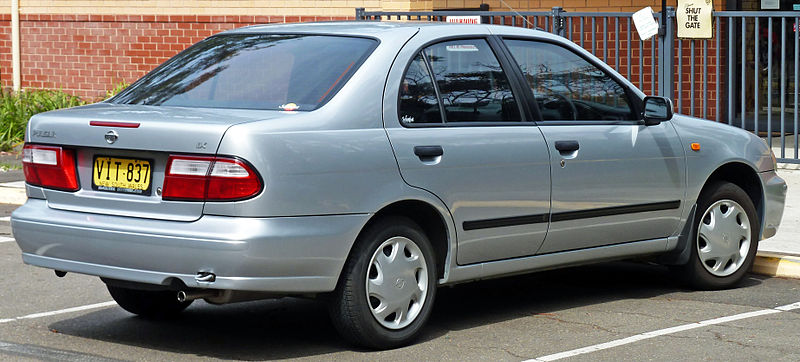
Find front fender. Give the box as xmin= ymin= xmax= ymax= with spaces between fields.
xmin=670 ymin=115 xmax=772 ymax=202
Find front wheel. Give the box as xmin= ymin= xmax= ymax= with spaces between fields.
xmin=328 ymin=216 xmax=437 ymax=349
xmin=678 ymin=182 xmax=759 ymax=290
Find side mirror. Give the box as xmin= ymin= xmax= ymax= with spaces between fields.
xmin=642 ymin=96 xmax=674 ymax=126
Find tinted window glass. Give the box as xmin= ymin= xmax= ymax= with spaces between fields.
xmin=399 ymin=53 xmax=443 ymax=124
xmin=505 ymin=39 xmax=635 ymax=121
xmin=424 ymin=39 xmax=521 ymax=123
xmin=112 ymin=35 xmax=377 ymax=111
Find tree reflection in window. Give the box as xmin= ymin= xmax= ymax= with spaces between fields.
xmin=505 ymin=39 xmax=635 ymax=121
xmin=423 ymin=39 xmax=521 ymax=123
xmin=112 ymin=35 xmax=377 ymax=111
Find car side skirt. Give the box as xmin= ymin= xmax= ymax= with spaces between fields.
xmin=442 ymin=236 xmax=674 ymax=285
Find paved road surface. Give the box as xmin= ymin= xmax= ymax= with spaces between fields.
xmin=2 ymin=202 xmax=799 ymax=360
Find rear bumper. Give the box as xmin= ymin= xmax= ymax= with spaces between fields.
xmin=12 ymin=199 xmax=368 ymax=293
xmin=760 ymin=170 xmax=787 ymax=240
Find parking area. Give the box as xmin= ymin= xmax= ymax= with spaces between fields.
xmin=1 ymin=202 xmax=799 ymax=361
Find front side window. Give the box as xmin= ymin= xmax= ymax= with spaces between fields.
xmin=424 ymin=39 xmax=521 ymax=123
xmin=112 ymin=34 xmax=377 ymax=111
xmin=504 ymin=39 xmax=636 ymax=121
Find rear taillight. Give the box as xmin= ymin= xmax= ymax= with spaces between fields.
xmin=22 ymin=144 xmax=79 ymax=191
xmin=162 ymin=155 xmax=262 ymax=201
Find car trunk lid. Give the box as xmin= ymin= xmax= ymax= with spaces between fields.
xmin=26 ymin=103 xmax=279 ymax=221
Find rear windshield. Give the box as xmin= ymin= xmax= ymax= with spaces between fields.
xmin=111 ymin=34 xmax=378 ymax=111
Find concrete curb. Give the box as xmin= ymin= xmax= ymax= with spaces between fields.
xmin=0 ymin=184 xmax=25 ymax=206
xmin=753 ymin=252 xmax=800 ymax=279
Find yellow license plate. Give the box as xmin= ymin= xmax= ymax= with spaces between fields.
xmin=92 ymin=156 xmax=152 ymax=195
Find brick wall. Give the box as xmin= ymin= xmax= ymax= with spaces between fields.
xmin=1 ymin=14 xmax=360 ymax=99
xmin=0 ymin=15 xmax=10 ymax=93
xmin=674 ymin=36 xmax=720 ymax=120
xmin=0 ymin=0 xmax=415 ymax=98
xmin=13 ymin=0 xmax=412 ymax=16
xmin=9 ymin=0 xmax=728 ymax=14
xmin=433 ymin=0 xmax=727 ymax=12
xmin=0 ymin=0 xmax=727 ymax=116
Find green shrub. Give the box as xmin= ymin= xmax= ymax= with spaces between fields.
xmin=0 ymin=89 xmax=85 ymax=151
xmin=105 ymin=81 xmax=130 ymax=99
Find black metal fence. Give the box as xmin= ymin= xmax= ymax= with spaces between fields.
xmin=356 ymin=7 xmax=800 ymax=163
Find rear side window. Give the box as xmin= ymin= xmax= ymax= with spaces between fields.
xmin=504 ymin=39 xmax=635 ymax=121
xmin=423 ymin=39 xmax=521 ymax=123
xmin=111 ymin=34 xmax=378 ymax=111
xmin=399 ymin=53 xmax=443 ymax=124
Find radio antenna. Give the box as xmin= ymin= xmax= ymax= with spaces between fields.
xmin=497 ymin=0 xmax=535 ymax=28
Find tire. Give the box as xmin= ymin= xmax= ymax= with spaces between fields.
xmin=107 ymin=285 xmax=193 ymax=319
xmin=678 ymin=181 xmax=759 ymax=290
xmin=329 ymin=216 xmax=437 ymax=349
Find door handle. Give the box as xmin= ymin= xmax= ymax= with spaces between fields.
xmin=554 ymin=140 xmax=579 ymax=153
xmin=414 ymin=145 xmax=444 ymax=158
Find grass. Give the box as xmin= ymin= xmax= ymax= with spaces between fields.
xmin=0 ymin=162 xmax=21 ymax=171
xmin=0 ymin=89 xmax=85 ymax=151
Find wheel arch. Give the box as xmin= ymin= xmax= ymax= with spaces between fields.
xmin=700 ymin=162 xmax=764 ymax=234
xmin=661 ymin=161 xmax=764 ymax=266
xmin=351 ymin=200 xmax=451 ymax=282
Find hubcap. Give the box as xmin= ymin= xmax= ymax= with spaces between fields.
xmin=365 ymin=236 xmax=428 ymax=329
xmin=697 ymin=199 xmax=751 ymax=277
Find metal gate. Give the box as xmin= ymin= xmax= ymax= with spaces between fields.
xmin=356 ymin=7 xmax=800 ymax=163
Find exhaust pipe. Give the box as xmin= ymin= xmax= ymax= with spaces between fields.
xmin=177 ymin=290 xmax=220 ymax=302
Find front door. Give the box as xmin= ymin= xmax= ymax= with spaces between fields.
xmin=503 ymin=38 xmax=686 ymax=254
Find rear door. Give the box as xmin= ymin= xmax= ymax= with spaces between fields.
xmin=384 ymin=36 xmax=552 ymax=265
xmin=503 ymin=38 xmax=686 ymax=254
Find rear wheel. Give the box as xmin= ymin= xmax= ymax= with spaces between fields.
xmin=107 ymin=285 xmax=193 ymax=319
xmin=679 ymin=182 xmax=759 ymax=290
xmin=329 ymin=216 xmax=437 ymax=349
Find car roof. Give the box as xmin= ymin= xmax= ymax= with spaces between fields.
xmin=220 ymin=20 xmax=556 ymax=41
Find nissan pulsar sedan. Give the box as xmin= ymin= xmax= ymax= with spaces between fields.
xmin=12 ymin=21 xmax=786 ymax=349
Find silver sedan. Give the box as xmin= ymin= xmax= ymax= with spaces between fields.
xmin=12 ymin=22 xmax=786 ymax=349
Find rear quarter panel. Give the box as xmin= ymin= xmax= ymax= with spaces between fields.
xmin=204 ymin=26 xmax=441 ymax=218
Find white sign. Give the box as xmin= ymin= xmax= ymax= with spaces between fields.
xmin=677 ymin=0 xmax=713 ymax=38
xmin=761 ymin=0 xmax=779 ymax=9
xmin=445 ymin=44 xmax=479 ymax=52
xmin=632 ymin=7 xmax=659 ymax=41
xmin=446 ymin=16 xmax=481 ymax=24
